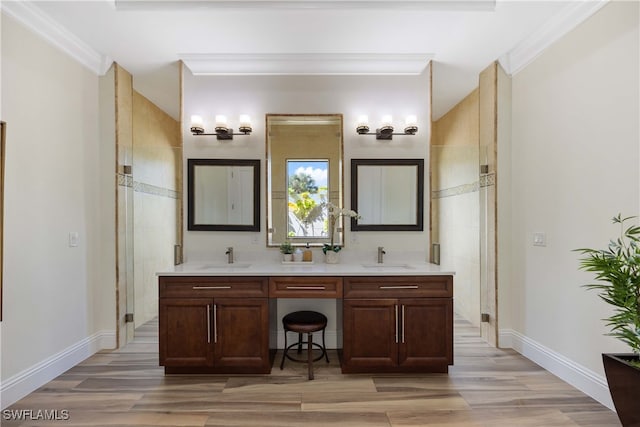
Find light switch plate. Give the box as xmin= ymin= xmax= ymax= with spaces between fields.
xmin=533 ymin=232 xmax=546 ymax=247
xmin=69 ymin=232 xmax=79 ymax=247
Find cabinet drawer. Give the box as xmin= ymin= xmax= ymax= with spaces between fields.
xmin=344 ymin=276 xmax=452 ymax=298
xmin=159 ymin=276 xmax=268 ymax=298
xmin=269 ymin=276 xmax=343 ymax=298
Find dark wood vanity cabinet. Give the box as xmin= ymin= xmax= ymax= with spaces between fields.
xmin=159 ymin=273 xmax=453 ymax=375
xmin=342 ymin=276 xmax=453 ymax=373
xmin=159 ymin=276 xmax=270 ymax=374
xmin=159 ymin=297 xmax=214 ymax=367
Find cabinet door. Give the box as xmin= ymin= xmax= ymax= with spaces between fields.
xmin=398 ymin=298 xmax=453 ymax=369
xmin=213 ymin=298 xmax=270 ymax=370
xmin=343 ymin=299 xmax=398 ymax=369
xmin=159 ymin=298 xmax=214 ymax=367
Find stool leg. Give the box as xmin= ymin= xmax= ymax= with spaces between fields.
xmin=307 ymin=332 xmax=314 ymax=380
xmin=297 ymin=332 xmax=303 ymax=354
xmin=322 ymin=328 xmax=329 ymax=363
xmin=280 ymin=330 xmax=288 ymax=370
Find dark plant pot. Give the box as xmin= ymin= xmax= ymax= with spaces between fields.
xmin=602 ymin=353 xmax=640 ymax=427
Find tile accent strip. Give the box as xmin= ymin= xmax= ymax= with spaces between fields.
xmin=480 ymin=172 xmax=496 ymax=187
xmin=117 ymin=173 xmax=180 ymax=199
xmin=432 ymin=173 xmax=495 ymax=199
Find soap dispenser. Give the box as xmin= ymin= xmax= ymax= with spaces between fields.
xmin=293 ymin=247 xmax=303 ymax=262
xmin=303 ymin=243 xmax=313 ymax=262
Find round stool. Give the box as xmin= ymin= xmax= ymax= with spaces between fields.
xmin=279 ymin=310 xmax=330 ymax=380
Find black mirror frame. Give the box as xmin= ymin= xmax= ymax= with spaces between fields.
xmin=187 ymin=158 xmax=260 ymax=231
xmin=350 ymin=158 xmax=424 ymax=232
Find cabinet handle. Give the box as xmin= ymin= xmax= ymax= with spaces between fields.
xmin=402 ymin=305 xmax=406 ymax=343
xmin=285 ymin=286 xmax=326 ymax=290
xmin=206 ymin=304 xmax=211 ymax=344
xmin=394 ymin=304 xmax=399 ymax=344
xmin=213 ymin=304 xmax=218 ymax=343
xmin=192 ymin=286 xmax=232 ymax=290
xmin=379 ymin=285 xmax=419 ymax=289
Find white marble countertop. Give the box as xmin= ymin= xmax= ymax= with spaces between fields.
xmin=157 ymin=261 xmax=454 ymax=277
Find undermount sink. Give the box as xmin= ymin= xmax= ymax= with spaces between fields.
xmin=361 ymin=263 xmax=415 ymax=270
xmin=200 ymin=263 xmax=252 ymax=269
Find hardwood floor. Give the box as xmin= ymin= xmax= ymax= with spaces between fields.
xmin=4 ymin=318 xmax=620 ymax=426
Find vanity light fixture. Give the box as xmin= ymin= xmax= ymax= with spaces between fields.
xmin=356 ymin=115 xmax=418 ymax=140
xmin=190 ymin=114 xmax=252 ymax=140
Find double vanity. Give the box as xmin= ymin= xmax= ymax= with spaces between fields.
xmin=157 ymin=261 xmax=454 ymax=376
xmin=170 ymin=113 xmax=446 ymax=376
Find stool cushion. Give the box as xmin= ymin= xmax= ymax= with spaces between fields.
xmin=282 ymin=310 xmax=327 ymax=334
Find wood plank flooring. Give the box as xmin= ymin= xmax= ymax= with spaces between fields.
xmin=3 ymin=318 xmax=620 ymax=426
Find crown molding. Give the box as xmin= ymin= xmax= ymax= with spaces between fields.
xmin=180 ymin=53 xmax=433 ymax=76
xmin=116 ymin=0 xmax=495 ymax=11
xmin=499 ymin=0 xmax=609 ymax=75
xmin=1 ymin=1 xmax=113 ymax=75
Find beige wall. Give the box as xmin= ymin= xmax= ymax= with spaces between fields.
xmin=431 ymin=89 xmax=481 ymax=326
xmin=507 ymin=0 xmax=638 ymax=406
xmin=132 ymin=91 xmax=181 ymax=328
xmin=1 ymin=14 xmax=115 ymax=407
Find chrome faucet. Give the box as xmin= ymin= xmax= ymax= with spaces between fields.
xmin=377 ymin=246 xmax=386 ymax=264
xmin=225 ymin=247 xmax=234 ymax=264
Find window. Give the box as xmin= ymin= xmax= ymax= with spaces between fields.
xmin=286 ymin=160 xmax=329 ymax=239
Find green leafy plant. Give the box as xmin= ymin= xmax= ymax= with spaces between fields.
xmin=575 ymin=214 xmax=640 ymax=355
xmin=288 ymin=172 xmax=319 ymax=194
xmin=279 ymin=240 xmax=294 ymax=255
xmin=288 ymin=192 xmax=325 ymax=236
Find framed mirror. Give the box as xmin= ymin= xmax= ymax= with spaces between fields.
xmin=187 ymin=158 xmax=260 ymax=231
xmin=266 ymin=114 xmax=343 ymax=247
xmin=351 ymin=158 xmax=424 ymax=231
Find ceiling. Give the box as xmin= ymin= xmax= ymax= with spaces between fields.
xmin=4 ymin=0 xmax=608 ymax=120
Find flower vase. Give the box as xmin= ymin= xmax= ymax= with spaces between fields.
xmin=325 ymin=251 xmax=340 ymax=264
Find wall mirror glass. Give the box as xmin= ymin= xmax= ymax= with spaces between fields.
xmin=187 ymin=158 xmax=260 ymax=231
xmin=351 ymin=158 xmax=424 ymax=231
xmin=266 ymin=114 xmax=343 ymax=247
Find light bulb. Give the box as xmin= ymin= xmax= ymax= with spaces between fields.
xmin=190 ymin=115 xmax=204 ymax=134
xmin=215 ymin=115 xmax=228 ymax=129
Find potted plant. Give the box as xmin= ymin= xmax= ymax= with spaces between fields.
xmin=575 ymin=214 xmax=640 ymax=426
xmin=322 ymin=202 xmax=359 ymax=264
xmin=279 ymin=240 xmax=294 ymax=262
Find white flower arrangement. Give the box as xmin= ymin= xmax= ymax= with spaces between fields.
xmin=323 ymin=202 xmax=360 ymax=254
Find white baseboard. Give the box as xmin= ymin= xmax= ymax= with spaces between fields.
xmin=499 ymin=328 xmax=614 ymax=411
xmin=1 ymin=330 xmax=116 ymax=409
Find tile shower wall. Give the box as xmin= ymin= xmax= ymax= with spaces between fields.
xmin=131 ymin=91 xmax=181 ymax=329
xmin=431 ymin=89 xmax=481 ymax=327
xmin=116 ymin=64 xmax=181 ymax=341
